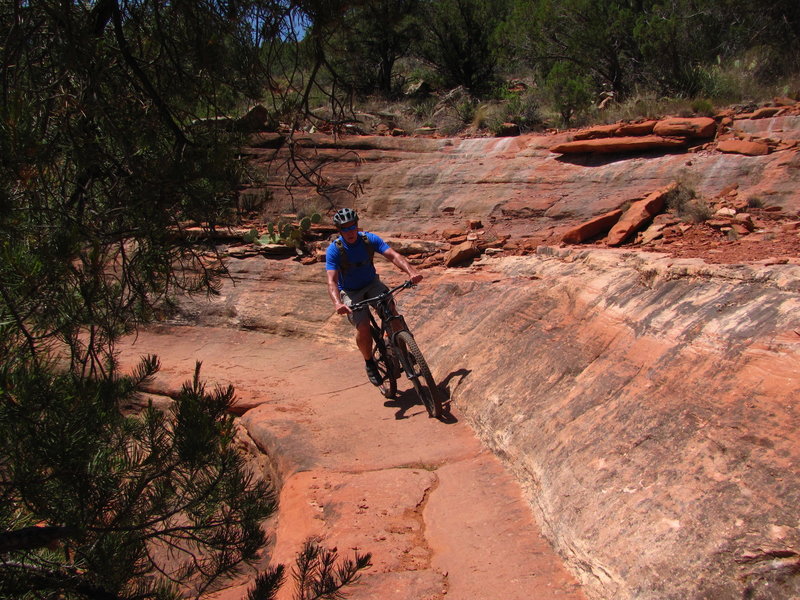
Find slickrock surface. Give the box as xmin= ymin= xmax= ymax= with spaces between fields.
xmin=128 ymin=245 xmax=800 ymax=599
xmin=118 ymin=323 xmax=585 ymax=600
xmin=121 ymin=110 xmax=800 ymax=599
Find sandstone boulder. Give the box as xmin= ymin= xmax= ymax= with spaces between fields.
xmin=562 ymin=209 xmax=624 ymax=244
xmin=748 ymin=106 xmax=782 ymax=119
xmin=616 ymin=120 xmax=657 ymax=136
xmin=653 ymin=117 xmax=716 ymax=138
xmin=606 ymin=183 xmax=677 ymax=246
xmin=551 ymin=135 xmax=688 ymax=154
xmin=573 ymin=124 xmax=620 ymax=140
xmin=717 ymin=139 xmax=770 ymax=156
xmin=235 ymin=104 xmax=273 ymax=132
xmin=384 ymin=238 xmax=448 ymax=255
xmin=444 ymin=241 xmax=480 ymax=267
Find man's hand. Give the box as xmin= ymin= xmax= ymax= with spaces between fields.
xmin=334 ymin=302 xmax=352 ymax=315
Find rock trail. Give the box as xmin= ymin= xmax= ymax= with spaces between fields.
xmin=118 ymin=325 xmax=586 ymax=600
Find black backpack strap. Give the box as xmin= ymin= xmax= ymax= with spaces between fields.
xmin=335 ymin=233 xmax=374 ymax=276
xmin=361 ymin=232 xmax=374 ymax=263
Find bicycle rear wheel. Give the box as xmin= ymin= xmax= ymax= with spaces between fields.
xmin=373 ymin=334 xmax=397 ymax=399
xmin=395 ymin=330 xmax=442 ymax=418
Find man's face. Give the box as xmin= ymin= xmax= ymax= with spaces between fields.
xmin=338 ymin=221 xmax=359 ymax=243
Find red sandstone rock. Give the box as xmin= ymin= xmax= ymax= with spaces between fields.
xmin=616 ymin=120 xmax=657 ymax=136
xmin=495 ymin=123 xmax=521 ymax=137
xmin=573 ymin=124 xmax=620 ymax=140
xmin=550 ymin=135 xmax=688 ymax=154
xmin=562 ymin=209 xmax=624 ymax=244
xmin=717 ymin=139 xmax=770 ymax=156
xmin=444 ymin=241 xmax=480 ymax=267
xmin=731 ymin=222 xmax=751 ymax=235
xmin=749 ymin=107 xmax=782 ymax=119
xmin=653 ymin=117 xmax=717 ymax=138
xmin=442 ymin=228 xmax=464 ymax=239
xmin=734 ymin=213 xmax=755 ymax=231
xmin=607 ymin=183 xmax=677 ymax=246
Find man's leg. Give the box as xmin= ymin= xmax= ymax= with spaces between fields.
xmin=341 ymin=281 xmax=386 ymax=385
xmin=355 ymin=319 xmax=373 ymax=360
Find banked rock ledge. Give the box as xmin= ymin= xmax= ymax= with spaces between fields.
xmin=174 ymin=247 xmax=800 ymax=599
xmin=412 ymin=249 xmax=800 ymax=600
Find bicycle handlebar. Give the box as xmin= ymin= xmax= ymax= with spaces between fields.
xmin=349 ymin=280 xmax=415 ymax=312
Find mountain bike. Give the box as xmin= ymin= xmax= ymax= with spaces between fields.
xmin=349 ymin=281 xmax=443 ymax=419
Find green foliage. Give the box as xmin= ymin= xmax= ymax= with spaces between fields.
xmin=327 ymin=1 xmax=422 ymax=97
xmin=310 ymin=212 xmax=322 ymax=224
xmin=243 ymin=228 xmax=260 ymax=243
xmin=253 ymin=218 xmax=316 ymax=249
xmin=416 ymin=0 xmax=508 ymax=95
xmin=665 ymin=178 xmax=712 ymax=223
xmin=691 ymin=98 xmax=716 ymax=117
xmin=293 ymin=540 xmax=372 ymax=600
xmin=492 ymin=0 xmax=800 ymax=120
xmin=0 ymin=2 xmax=363 ymax=598
xmin=0 ymin=358 xmax=274 ymax=600
xmin=501 ymin=88 xmax=542 ymax=130
xmin=545 ymin=61 xmax=593 ymax=126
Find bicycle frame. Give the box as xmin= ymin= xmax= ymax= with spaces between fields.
xmin=349 ymin=280 xmax=443 ymax=418
xmin=350 ymin=281 xmax=416 ymax=378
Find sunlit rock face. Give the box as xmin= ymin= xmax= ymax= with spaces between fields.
xmin=246 ymin=115 xmax=800 ymax=246
xmin=182 ymin=115 xmax=800 ymax=599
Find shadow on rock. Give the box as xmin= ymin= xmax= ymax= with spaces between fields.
xmin=383 ymin=368 xmax=470 ymax=424
xmin=384 ymin=389 xmax=459 ymax=423
xmin=554 ymin=149 xmax=686 ymax=167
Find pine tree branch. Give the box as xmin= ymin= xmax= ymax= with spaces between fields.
xmin=109 ymin=0 xmax=190 ymax=149
xmin=1 ymin=560 xmax=119 ymax=600
xmin=0 ymin=525 xmax=82 ymax=553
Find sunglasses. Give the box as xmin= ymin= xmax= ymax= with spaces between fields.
xmin=338 ymin=223 xmax=358 ymax=232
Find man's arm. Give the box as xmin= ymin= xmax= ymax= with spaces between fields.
xmin=382 ymin=248 xmax=423 ymax=284
xmin=326 ymin=269 xmax=351 ymax=314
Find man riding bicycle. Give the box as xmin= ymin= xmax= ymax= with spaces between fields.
xmin=326 ymin=208 xmax=423 ymax=386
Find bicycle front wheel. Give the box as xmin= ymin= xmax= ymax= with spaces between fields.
xmin=395 ymin=330 xmax=442 ymax=418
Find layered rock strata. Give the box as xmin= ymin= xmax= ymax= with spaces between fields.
xmin=169 ymin=248 xmax=800 ymax=599
xmin=408 ymin=250 xmax=800 ymax=600
xmin=242 ymin=115 xmax=800 ymax=244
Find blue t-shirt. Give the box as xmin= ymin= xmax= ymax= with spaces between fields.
xmin=326 ymin=231 xmax=390 ymax=291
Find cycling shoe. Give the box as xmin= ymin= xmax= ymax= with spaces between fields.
xmin=365 ymin=359 xmax=383 ymax=385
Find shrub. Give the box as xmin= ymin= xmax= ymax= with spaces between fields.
xmin=691 ymin=98 xmax=715 ymax=116
xmin=499 ymin=88 xmax=542 ymax=131
xmin=545 ymin=61 xmax=593 ymax=127
xmin=664 ymin=175 xmax=711 ymax=223
xmin=682 ymin=198 xmax=713 ymax=223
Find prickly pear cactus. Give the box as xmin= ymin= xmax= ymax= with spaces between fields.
xmin=300 ymin=216 xmax=311 ymax=231
xmin=242 ymin=228 xmax=259 ymax=244
xmin=284 ymin=227 xmax=303 ymax=248
xmin=310 ymin=212 xmax=322 ymax=224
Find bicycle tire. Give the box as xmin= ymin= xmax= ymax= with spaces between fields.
xmin=373 ymin=334 xmax=397 ymax=399
xmin=395 ymin=330 xmax=442 ymax=418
